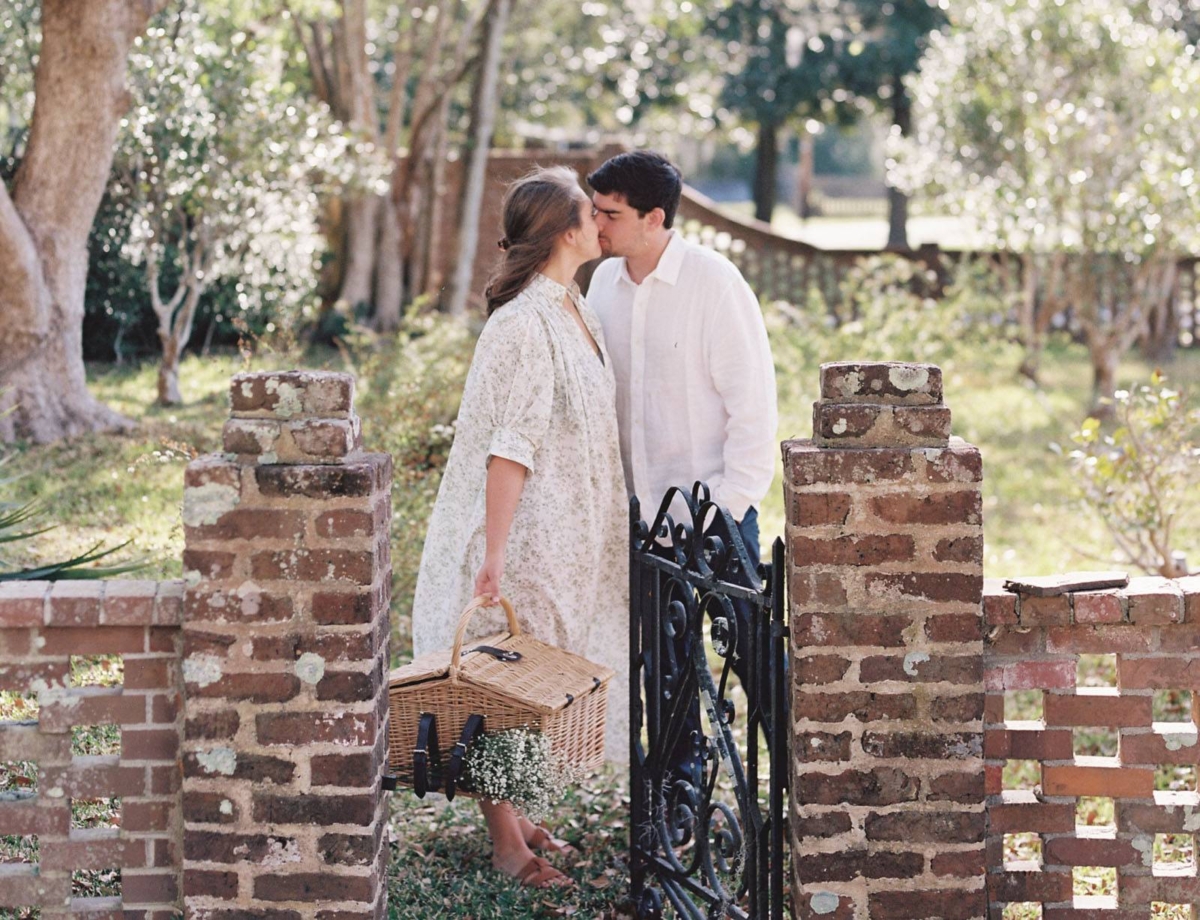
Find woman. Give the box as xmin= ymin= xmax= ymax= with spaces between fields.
xmin=411 ymin=166 xmax=629 ymax=888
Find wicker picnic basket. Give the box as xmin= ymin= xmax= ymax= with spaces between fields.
xmin=387 ymin=596 xmax=614 ymax=794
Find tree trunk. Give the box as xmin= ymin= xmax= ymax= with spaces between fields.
xmin=885 ymin=73 xmax=911 ymax=252
xmin=796 ymin=129 xmax=815 ymax=218
xmin=446 ymin=0 xmax=511 ymax=318
xmin=1088 ymin=338 xmax=1120 ymax=419
xmin=1016 ymin=252 xmax=1042 ymax=384
xmin=752 ymin=120 xmax=778 ymax=224
xmin=0 ymin=0 xmax=160 ymax=443
xmin=337 ymin=194 xmax=380 ymax=310
xmin=372 ymin=193 xmax=404 ymax=332
xmin=158 ymin=334 xmax=182 ymax=406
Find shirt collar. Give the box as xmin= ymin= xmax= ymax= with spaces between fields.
xmin=617 ymin=231 xmax=686 ymax=287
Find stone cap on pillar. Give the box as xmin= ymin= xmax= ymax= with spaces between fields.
xmin=813 ymin=361 xmax=951 ymax=448
xmin=222 ymin=371 xmax=363 ymax=465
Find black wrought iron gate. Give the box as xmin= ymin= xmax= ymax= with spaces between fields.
xmin=629 ymin=484 xmax=788 ymax=920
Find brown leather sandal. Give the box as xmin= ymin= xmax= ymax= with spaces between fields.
xmin=528 ymin=824 xmax=578 ymax=858
xmin=515 ymin=855 xmax=572 ymax=888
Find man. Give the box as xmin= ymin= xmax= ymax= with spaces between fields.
xmin=585 ymin=150 xmax=778 ymax=781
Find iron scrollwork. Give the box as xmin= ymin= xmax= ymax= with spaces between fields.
xmin=630 ymin=483 xmax=788 ymax=920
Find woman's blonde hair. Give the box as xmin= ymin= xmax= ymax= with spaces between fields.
xmin=485 ymin=166 xmax=584 ymax=315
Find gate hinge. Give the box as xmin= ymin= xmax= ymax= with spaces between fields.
xmin=771 ymin=623 xmax=789 ymax=639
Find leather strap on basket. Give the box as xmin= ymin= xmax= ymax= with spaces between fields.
xmin=449 ymin=596 xmax=521 ymax=683
xmin=445 ymin=713 xmax=486 ymax=802
xmin=412 ymin=712 xmax=441 ymax=799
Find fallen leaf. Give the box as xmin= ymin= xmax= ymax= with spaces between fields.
xmin=589 ymin=876 xmax=611 ymax=889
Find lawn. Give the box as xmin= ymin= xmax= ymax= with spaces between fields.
xmin=2 ymin=310 xmax=1198 ymax=916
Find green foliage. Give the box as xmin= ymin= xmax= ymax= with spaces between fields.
xmin=1067 ymin=373 xmax=1200 ymax=577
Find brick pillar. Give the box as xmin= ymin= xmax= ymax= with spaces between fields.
xmin=784 ymin=362 xmax=986 ymax=920
xmin=180 ymin=371 xmax=392 ymax=919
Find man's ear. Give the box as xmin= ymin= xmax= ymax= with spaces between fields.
xmin=645 ymin=207 xmax=666 ymax=231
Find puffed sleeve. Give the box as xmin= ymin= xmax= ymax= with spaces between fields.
xmin=470 ymin=308 xmax=556 ymax=473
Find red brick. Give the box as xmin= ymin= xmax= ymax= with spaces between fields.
xmin=984 ymin=727 xmax=1072 ymax=761
xmin=867 ymin=572 xmax=982 ymax=604
xmin=124 ymin=658 xmax=173 ymax=691
xmin=316 ymin=669 xmax=383 ymax=703
xmin=186 ymin=509 xmax=307 ymax=542
xmin=230 ymin=370 xmax=354 ymax=417
xmin=311 ymin=752 xmax=379 ymax=788
xmin=150 ymin=763 xmax=181 ymax=795
xmin=184 ymin=709 xmax=240 ymax=740
xmin=869 ymin=491 xmax=981 ymax=525
xmin=984 ymin=694 xmax=1005 ymax=723
xmin=47 ymin=581 xmax=103 ymax=626
xmin=785 ymin=443 xmax=915 ymax=485
xmin=1116 ymin=798 xmax=1198 ymax=833
xmin=925 ymin=445 xmax=983 ymax=483
xmin=792 ymin=533 xmax=915 ymax=566
xmin=797 ymin=767 xmax=919 ymax=806
xmin=183 ymin=869 xmax=238 ymax=899
xmin=1125 ymin=576 xmax=1184 ymax=625
xmin=184 ymin=831 xmax=283 ymax=863
xmin=148 ymin=627 xmax=178 ymax=653
xmin=314 ymin=510 xmax=375 ymax=539
xmin=183 ymin=751 xmax=295 ymax=784
xmin=819 ymin=361 xmax=943 ymax=404
xmin=794 ymin=655 xmax=852 ymax=684
xmin=184 ymin=455 xmax=240 ymax=489
xmin=40 ymin=835 xmax=141 ymax=870
xmin=928 ymin=770 xmax=985 ymax=802
xmin=795 ymin=890 xmax=855 ymax=920
xmin=101 ymin=580 xmax=158 ymax=625
xmin=789 ymin=491 xmax=852 ymax=527
xmin=1119 ymin=729 xmax=1200 ymax=765
xmin=931 ymin=848 xmax=984 ymax=877
xmin=987 ymin=870 xmax=1073 ymax=903
xmin=797 ymin=731 xmax=852 ymax=761
xmin=182 ymin=549 xmax=237 ymax=581
xmin=983 ymin=583 xmax=1018 ymax=624
xmin=186 ymin=672 xmax=299 ymax=704
xmin=251 ymin=549 xmax=375 ymax=583
xmin=312 ymin=590 xmax=377 ymax=626
xmin=1043 ymin=691 xmax=1149 ymax=727
xmin=0 ymin=582 xmax=49 ymax=627
xmin=934 ymin=535 xmax=984 ymax=563
xmin=795 ymin=691 xmax=917 ymax=723
xmin=1020 ymin=594 xmax=1072 ymax=625
xmin=1046 ymin=624 xmax=1151 ymax=654
xmin=255 ymin=463 xmax=377 ymax=499
xmin=39 ymin=625 xmax=145 ymax=656
xmin=1181 ymin=574 xmax=1200 ymax=623
xmin=184 ymin=792 xmax=240 ymax=824
xmin=926 ymin=612 xmax=983 ymax=642
xmin=253 ymin=872 xmax=376 ymax=903
xmin=155 ymin=581 xmax=184 ymax=625
xmin=252 ymin=793 xmax=375 ymax=826
xmin=793 ymin=810 xmax=853 ymax=838
xmin=185 ymin=588 xmax=295 ymax=624
xmin=1119 ymin=656 xmax=1200 ymax=690
xmin=1 ymin=801 xmax=71 ymax=835
xmin=931 ymin=693 xmax=985 ymax=722
xmin=991 ymin=660 xmax=1076 ymax=691
xmin=1042 ymin=763 xmax=1153 ymax=797
xmin=123 ymin=800 xmax=174 ymax=832
xmin=987 ymin=626 xmax=1045 ymax=656
xmin=256 ymin=711 xmax=378 ymax=746
xmin=862 ymin=730 xmax=981 ymax=760
xmin=1043 ymin=834 xmax=1138 ymax=867
xmin=866 ymin=810 xmax=986 ymax=843
xmin=1073 ymin=590 xmax=1125 ymax=624
xmin=1119 ymin=875 xmax=1200 ymax=905
xmin=868 ymin=888 xmax=987 ymax=920
xmin=0 ymin=660 xmax=69 ymax=691
xmin=793 ymin=612 xmax=911 ymax=648
xmin=859 ymin=654 xmax=981 ymax=684
xmin=1156 ymin=624 xmax=1200 ymax=652
xmin=150 ymin=692 xmax=178 ymax=724
xmin=39 ymin=763 xmax=145 ymax=798
xmin=988 ymin=795 xmax=1075 ymax=833
xmin=38 ymin=690 xmax=146 ymax=732
xmin=789 ymin=571 xmax=848 ymax=608
xmin=122 ymin=728 xmax=179 ymax=760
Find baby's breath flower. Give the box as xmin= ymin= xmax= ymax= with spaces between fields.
xmin=464 ymin=728 xmax=580 ymax=824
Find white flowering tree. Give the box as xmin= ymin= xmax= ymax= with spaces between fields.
xmin=889 ymin=0 xmax=1200 ymax=411
xmin=119 ymin=7 xmax=349 ymax=405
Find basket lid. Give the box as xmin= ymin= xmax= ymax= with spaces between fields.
xmin=389 ymin=630 xmax=615 ymax=715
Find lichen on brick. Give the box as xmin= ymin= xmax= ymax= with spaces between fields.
xmin=196 ymin=747 xmax=237 ymax=776
xmin=183 ymin=653 xmax=223 ymax=688
xmin=889 ymin=365 xmax=930 ymax=392
xmin=183 ymin=482 xmax=240 ymax=527
xmin=266 ymin=377 xmax=303 ymax=418
xmin=295 ymin=652 xmax=325 ymax=685
xmin=810 ymin=892 xmax=840 ymax=915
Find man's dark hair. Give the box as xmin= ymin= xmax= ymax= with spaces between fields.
xmin=587 ymin=150 xmax=683 ymax=229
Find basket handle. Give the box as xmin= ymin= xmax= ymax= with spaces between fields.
xmin=449 ymin=595 xmax=521 ymax=682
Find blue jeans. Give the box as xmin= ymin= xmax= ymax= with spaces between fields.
xmin=666 ymin=507 xmax=765 ymax=786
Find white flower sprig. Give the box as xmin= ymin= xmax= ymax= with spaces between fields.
xmin=464 ymin=728 xmax=580 ymax=824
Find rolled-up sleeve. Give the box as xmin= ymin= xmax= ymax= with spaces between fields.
xmin=473 ymin=310 xmax=556 ymax=473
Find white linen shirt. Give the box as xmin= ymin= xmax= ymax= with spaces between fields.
xmin=587 ymin=231 xmax=778 ymax=523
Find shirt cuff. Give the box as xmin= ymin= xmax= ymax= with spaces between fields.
xmin=487 ymin=427 xmax=537 ymax=472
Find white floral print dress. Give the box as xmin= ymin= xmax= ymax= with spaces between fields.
xmin=411 ymin=273 xmax=631 ymax=763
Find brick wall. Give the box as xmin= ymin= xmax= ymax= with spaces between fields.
xmin=0 ymin=371 xmax=393 ymax=919
xmin=0 ymin=579 xmax=185 ymax=918
xmin=985 ymin=575 xmax=1200 ymax=917
xmin=784 ymin=361 xmax=987 ymax=920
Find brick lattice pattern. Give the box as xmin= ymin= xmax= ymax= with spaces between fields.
xmin=0 ymin=579 xmax=185 ymax=917
xmin=985 ymin=574 xmax=1200 ymax=918
xmin=785 ymin=361 xmax=987 ymax=920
